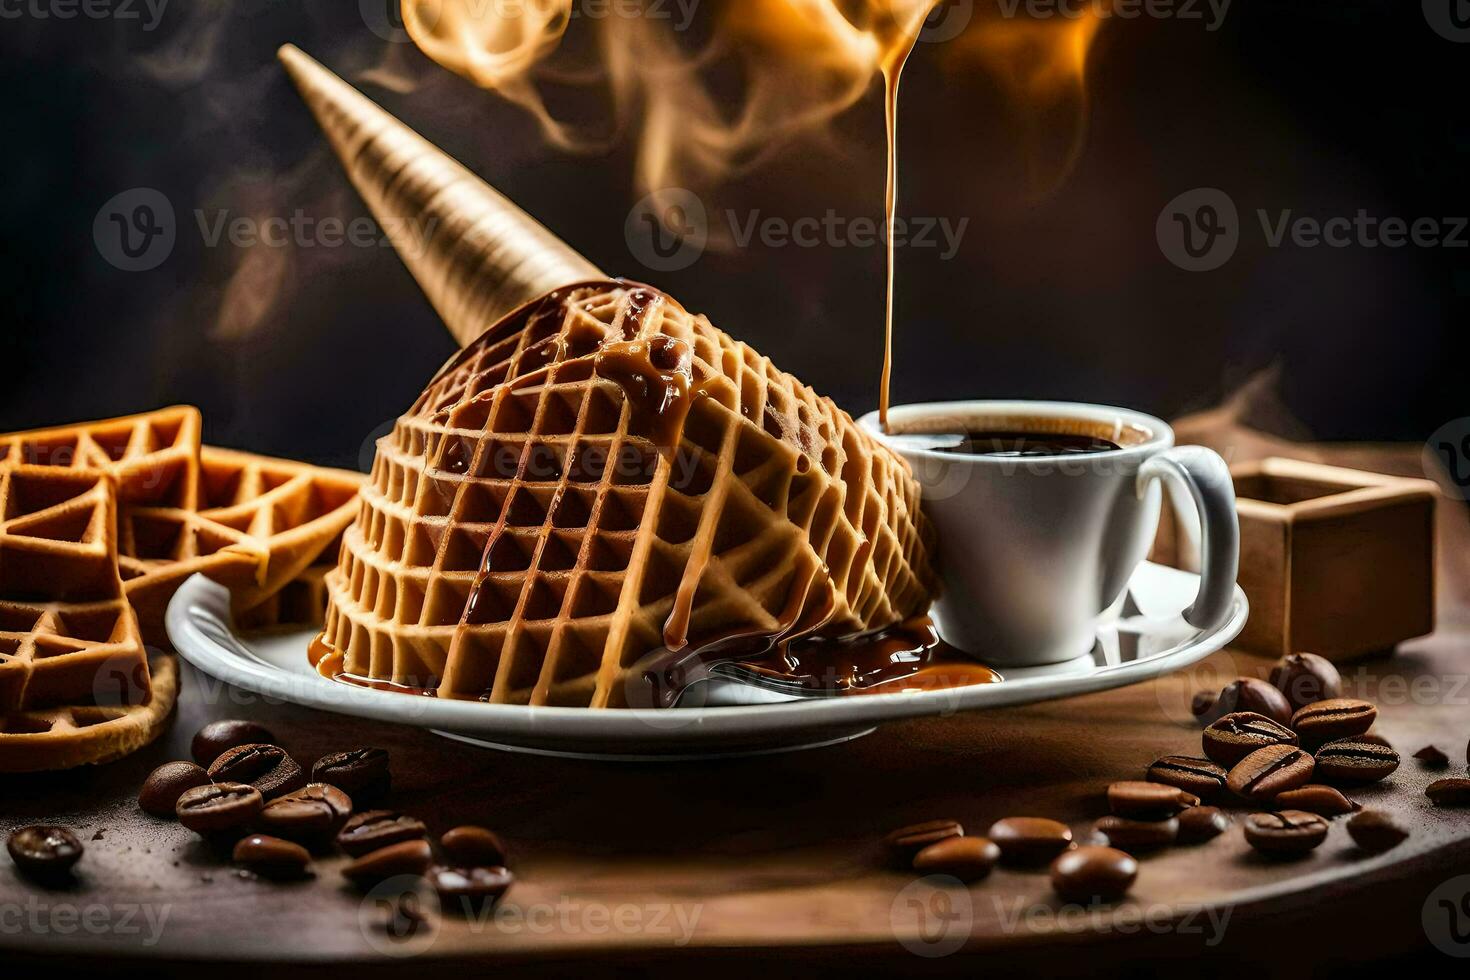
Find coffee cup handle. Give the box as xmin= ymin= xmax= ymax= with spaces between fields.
xmin=1136 ymin=446 xmax=1239 ymax=632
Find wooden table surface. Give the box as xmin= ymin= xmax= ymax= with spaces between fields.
xmin=4 ymin=431 xmax=1470 ymax=977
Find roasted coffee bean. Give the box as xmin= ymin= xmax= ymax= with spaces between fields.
xmin=1202 ymin=713 xmax=1299 ymax=767
xmin=192 ymin=720 xmax=275 ymax=766
xmin=1243 ymin=810 xmax=1329 ymax=856
xmin=176 ymin=782 xmax=264 ymax=834
xmin=1290 ymin=699 xmax=1377 ymax=742
xmin=207 ymin=744 xmax=305 ymax=800
xmin=1147 ymin=756 xmax=1228 ymax=800
xmin=1093 ymin=815 xmax=1178 ymax=852
xmin=138 ymin=761 xmax=210 ymax=817
xmin=1193 ymin=678 xmax=1293 ymax=726
xmin=882 ymin=819 xmax=963 ymax=865
xmin=1176 ymin=806 xmax=1231 ymax=845
xmin=232 ymin=834 xmax=311 ymax=879
xmin=311 ymin=748 xmax=391 ymax=801
xmin=1413 ymin=745 xmax=1450 ymax=769
xmin=1107 ymin=781 xmax=1197 ymax=818
xmin=428 ymin=865 xmax=514 ymax=912
xmin=1227 ymin=744 xmax=1315 ymax=801
xmin=1314 ymin=736 xmax=1400 ymax=785
xmin=259 ymin=783 xmax=353 ymax=842
xmin=1346 ymin=810 xmax=1408 ymax=854
xmin=988 ymin=817 xmax=1074 ymax=866
xmin=1268 ymin=653 xmax=1342 ymax=712
xmin=342 ymin=839 xmax=432 ymax=889
xmin=1272 ymin=784 xmax=1359 ymax=817
xmin=912 ymin=836 xmax=1001 ymax=882
xmin=1050 ymin=846 xmax=1137 ymax=904
xmin=7 ymin=826 xmax=83 ymax=879
xmin=441 ymin=826 xmax=509 ymax=867
xmin=1426 ymin=778 xmax=1470 ymax=806
xmin=337 ymin=810 xmax=428 ymax=857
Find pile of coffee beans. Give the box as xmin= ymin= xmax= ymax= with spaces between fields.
xmin=7 ymin=719 xmax=516 ymax=913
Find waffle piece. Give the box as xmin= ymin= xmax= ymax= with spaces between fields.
xmin=119 ymin=447 xmax=364 ymax=639
xmin=0 ymin=406 xmax=201 ymax=509
xmin=0 ymin=653 xmax=177 ymax=772
xmin=315 ymin=281 xmax=939 ymax=708
xmin=236 ymin=563 xmax=336 ymax=630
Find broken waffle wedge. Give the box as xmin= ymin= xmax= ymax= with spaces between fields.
xmin=315 ymin=281 xmax=939 ymax=708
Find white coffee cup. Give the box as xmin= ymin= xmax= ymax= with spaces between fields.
xmin=860 ymin=400 xmax=1239 ymax=668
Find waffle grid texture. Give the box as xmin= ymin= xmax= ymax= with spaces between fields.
xmin=318 ymin=281 xmax=939 ymax=707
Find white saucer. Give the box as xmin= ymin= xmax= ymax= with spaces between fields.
xmin=165 ymin=562 xmax=1246 ymax=760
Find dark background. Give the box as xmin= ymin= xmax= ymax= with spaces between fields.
xmin=0 ymin=0 xmax=1463 ymax=468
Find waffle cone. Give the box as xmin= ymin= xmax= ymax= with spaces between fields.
xmin=278 ymin=44 xmax=604 ymax=347
xmin=315 ymin=281 xmax=938 ymax=708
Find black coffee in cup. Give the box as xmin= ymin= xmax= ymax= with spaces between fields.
xmin=936 ymin=430 xmax=1122 ymax=457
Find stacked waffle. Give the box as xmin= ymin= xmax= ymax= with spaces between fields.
xmin=0 ymin=408 xmax=363 ymax=770
xmin=315 ymin=281 xmax=939 ymax=708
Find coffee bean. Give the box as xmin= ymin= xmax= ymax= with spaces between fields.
xmin=1050 ymin=846 xmax=1137 ymax=904
xmin=1272 ymin=784 xmax=1359 ymax=817
xmin=192 ymin=720 xmax=275 ymax=766
xmin=882 ymin=819 xmax=963 ymax=866
xmin=1346 ymin=810 xmax=1408 ymax=854
xmin=1093 ymin=815 xmax=1178 ymax=852
xmin=1227 ymin=744 xmax=1315 ymax=801
xmin=232 ymin=834 xmax=312 ymax=879
xmin=337 ymin=810 xmax=428 ymax=857
xmin=911 ymin=836 xmax=1001 ymax=882
xmin=207 ymin=744 xmax=305 ymax=800
xmin=440 ymin=826 xmax=509 ymax=867
xmin=1243 ymin=810 xmax=1329 ymax=856
xmin=176 ymin=782 xmax=264 ymax=834
xmin=342 ymin=839 xmax=432 ymax=889
xmin=428 ymin=865 xmax=514 ymax=912
xmin=1268 ymin=653 xmax=1342 ymax=712
xmin=138 ymin=761 xmax=210 ymax=818
xmin=1147 ymin=756 xmax=1228 ymax=800
xmin=1290 ymin=699 xmax=1377 ymax=742
xmin=1176 ymin=806 xmax=1231 ymax=845
xmin=259 ymin=783 xmax=354 ymax=842
xmin=988 ymin=817 xmax=1074 ymax=866
xmin=1426 ymin=778 xmax=1470 ymax=806
xmin=1203 ymin=713 xmax=1299 ymax=767
xmin=1413 ymin=745 xmax=1450 ymax=769
xmin=1194 ymin=678 xmax=1293 ymax=726
xmin=311 ymin=748 xmax=391 ymax=801
xmin=1107 ymin=781 xmax=1197 ymax=819
xmin=7 ymin=826 xmax=83 ymax=879
xmin=1314 ymin=736 xmax=1400 ymax=785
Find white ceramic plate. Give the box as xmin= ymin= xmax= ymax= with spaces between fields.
xmin=166 ymin=562 xmax=1246 ymax=760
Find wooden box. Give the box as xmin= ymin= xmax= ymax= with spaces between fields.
xmin=1155 ymin=458 xmax=1436 ymax=661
